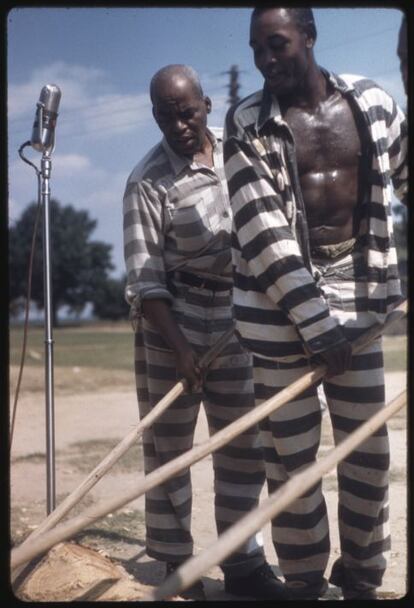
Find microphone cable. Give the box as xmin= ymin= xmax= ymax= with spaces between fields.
xmin=9 ymin=142 xmax=42 ymax=450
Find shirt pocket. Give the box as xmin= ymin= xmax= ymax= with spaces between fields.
xmin=168 ymin=193 xmax=221 ymax=255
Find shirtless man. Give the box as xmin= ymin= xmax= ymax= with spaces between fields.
xmin=224 ymin=7 xmax=407 ymax=600
xmin=397 ymin=15 xmax=407 ymax=96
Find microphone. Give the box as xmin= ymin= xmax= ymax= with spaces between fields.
xmin=31 ymin=84 xmax=62 ymax=152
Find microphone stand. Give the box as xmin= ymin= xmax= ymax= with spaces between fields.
xmin=17 ymin=85 xmax=61 ymax=516
xmin=40 ymin=148 xmax=56 ymax=514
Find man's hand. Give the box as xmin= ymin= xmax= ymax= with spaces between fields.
xmin=142 ymin=298 xmax=203 ymax=392
xmin=176 ymin=346 xmax=202 ymax=393
xmin=317 ymin=340 xmax=353 ymax=377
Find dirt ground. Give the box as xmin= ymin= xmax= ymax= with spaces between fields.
xmin=9 ymin=365 xmax=408 ymax=601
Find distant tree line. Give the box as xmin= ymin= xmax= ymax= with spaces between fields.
xmin=9 ymin=198 xmax=407 ymax=328
xmin=9 ymin=199 xmax=129 ymax=325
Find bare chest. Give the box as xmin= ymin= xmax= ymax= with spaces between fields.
xmin=285 ymin=93 xmax=361 ymax=176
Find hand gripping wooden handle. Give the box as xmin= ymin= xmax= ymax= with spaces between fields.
xmin=11 ymin=302 xmax=406 ymax=573
xmin=149 ymin=389 xmax=406 ymax=601
xmin=11 ymin=324 xmax=235 ymax=580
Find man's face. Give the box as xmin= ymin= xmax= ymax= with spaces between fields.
xmin=397 ymin=21 xmax=407 ymax=96
xmin=250 ymin=9 xmax=313 ymax=97
xmin=152 ymin=77 xmax=211 ymax=157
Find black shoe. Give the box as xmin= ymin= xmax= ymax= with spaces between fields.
xmin=330 ymin=558 xmax=378 ymax=600
xmin=224 ymin=562 xmax=290 ymax=600
xmin=166 ymin=562 xmax=205 ymax=600
xmin=287 ymin=578 xmax=328 ymax=600
xmin=342 ymin=588 xmax=377 ymax=600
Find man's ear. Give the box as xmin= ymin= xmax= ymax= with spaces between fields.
xmin=304 ymin=24 xmax=316 ymax=49
xmin=305 ymin=35 xmax=315 ymax=49
xmin=205 ymin=96 xmax=212 ymax=114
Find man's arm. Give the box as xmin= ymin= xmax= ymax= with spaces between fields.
xmin=123 ymin=178 xmax=201 ymax=390
xmin=224 ymin=110 xmax=352 ymax=375
xmin=142 ymin=299 xmax=201 ymax=390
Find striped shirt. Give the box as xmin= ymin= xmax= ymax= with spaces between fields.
xmin=123 ymin=128 xmax=233 ymax=312
xmin=224 ymin=69 xmax=407 ymax=361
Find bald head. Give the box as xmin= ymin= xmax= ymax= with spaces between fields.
xmin=150 ymin=64 xmax=211 ymax=157
xmin=150 ymin=64 xmax=204 ymax=103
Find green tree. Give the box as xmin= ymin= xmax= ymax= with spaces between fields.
xmin=91 ymin=275 xmax=130 ymax=321
xmin=9 ymin=199 xmax=114 ymax=325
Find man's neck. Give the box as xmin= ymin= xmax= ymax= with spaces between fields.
xmin=279 ymin=65 xmax=331 ymax=113
xmin=193 ymin=132 xmax=214 ymax=168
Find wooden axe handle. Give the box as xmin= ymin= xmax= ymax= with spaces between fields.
xmin=11 ymin=324 xmax=235 ymax=575
xmin=11 ymin=302 xmax=406 ymax=572
xmin=150 ymin=389 xmax=407 ymax=601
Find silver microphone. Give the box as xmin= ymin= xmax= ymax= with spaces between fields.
xmin=31 ymin=84 xmax=62 ymax=152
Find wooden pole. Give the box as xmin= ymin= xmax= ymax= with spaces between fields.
xmin=11 ymin=301 xmax=407 ymax=572
xmin=149 ymin=389 xmax=407 ymax=601
xmin=11 ymin=325 xmax=234 ymax=569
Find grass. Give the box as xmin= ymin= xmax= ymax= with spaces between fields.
xmin=9 ymin=323 xmax=135 ymax=371
xmin=67 ymin=439 xmax=144 ymax=473
xmin=12 ymin=439 xmax=144 ymax=472
xmin=10 ymin=324 xmax=407 ymax=372
xmin=13 ymin=452 xmax=46 ymax=464
xmin=75 ymin=509 xmax=146 ymax=547
xmin=9 ymin=323 xmax=407 ymax=396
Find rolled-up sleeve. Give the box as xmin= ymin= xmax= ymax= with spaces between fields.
xmin=224 ymin=112 xmax=346 ymax=355
xmin=123 ymin=177 xmax=172 ymax=315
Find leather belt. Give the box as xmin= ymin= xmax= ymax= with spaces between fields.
xmin=171 ymin=271 xmax=232 ymax=292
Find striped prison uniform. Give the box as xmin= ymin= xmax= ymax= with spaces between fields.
xmin=223 ymin=70 xmax=407 ymax=593
xmin=123 ymin=128 xmax=266 ymax=574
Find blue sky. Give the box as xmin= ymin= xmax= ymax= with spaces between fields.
xmin=8 ymin=6 xmax=406 ymax=279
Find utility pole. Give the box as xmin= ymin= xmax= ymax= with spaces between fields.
xmin=223 ymin=65 xmax=241 ymax=106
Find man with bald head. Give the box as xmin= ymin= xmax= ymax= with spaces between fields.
xmin=224 ymin=7 xmax=407 ymax=601
xmin=123 ymin=65 xmax=289 ymax=600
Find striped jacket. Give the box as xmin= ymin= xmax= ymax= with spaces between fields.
xmin=224 ymin=69 xmax=407 ymax=361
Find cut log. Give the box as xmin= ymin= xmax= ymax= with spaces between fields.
xmin=13 ymin=541 xmax=185 ymax=601
xmin=11 ymin=300 xmax=407 ymax=574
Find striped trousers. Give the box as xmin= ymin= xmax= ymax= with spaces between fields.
xmin=134 ymin=281 xmax=266 ymax=575
xmin=253 ymin=248 xmax=390 ymax=594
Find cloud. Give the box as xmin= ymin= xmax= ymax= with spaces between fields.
xmin=52 ymin=153 xmax=92 ymax=173
xmin=8 ymin=62 xmax=107 ymax=120
xmin=8 ymin=60 xmax=254 ymax=278
xmin=8 ymin=148 xmax=129 ymax=275
xmin=8 ymin=61 xmax=152 ymax=144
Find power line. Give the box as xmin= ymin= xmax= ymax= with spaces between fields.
xmin=10 ymin=25 xmax=399 ymax=130
xmin=8 ymin=94 xmax=149 ymax=128
xmin=317 ymin=25 xmax=397 ymax=54
xmin=9 ymin=113 xmax=151 ymax=140
xmin=10 ymin=58 xmax=399 ymax=137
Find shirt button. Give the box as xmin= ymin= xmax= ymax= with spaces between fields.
xmin=276 ymin=172 xmax=285 ymax=191
xmin=223 ymin=210 xmax=229 ymax=217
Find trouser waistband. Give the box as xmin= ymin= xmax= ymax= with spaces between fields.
xmin=310 ymin=237 xmax=358 ymax=259
xmin=167 ymin=271 xmax=232 ymax=292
